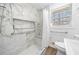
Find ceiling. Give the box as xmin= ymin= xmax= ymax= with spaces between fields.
xmin=13 ymin=3 xmax=53 ymax=10
xmin=28 ymin=3 xmax=53 ymax=10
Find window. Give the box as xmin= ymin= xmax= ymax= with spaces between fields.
xmin=51 ymin=4 xmax=72 ymax=25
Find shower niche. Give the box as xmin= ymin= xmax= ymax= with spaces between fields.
xmin=13 ymin=18 xmax=35 ymax=34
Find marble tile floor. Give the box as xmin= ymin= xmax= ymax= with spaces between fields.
xmin=18 ymin=44 xmax=41 ymax=55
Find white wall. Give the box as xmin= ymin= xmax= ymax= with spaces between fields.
xmin=34 ymin=10 xmax=43 ymax=48
xmin=12 ymin=4 xmax=39 ymax=21
xmin=1 ymin=4 xmax=14 ymax=36
xmin=72 ymin=4 xmax=79 ymax=35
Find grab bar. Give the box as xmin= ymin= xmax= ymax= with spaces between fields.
xmin=50 ymin=31 xmax=68 ymax=34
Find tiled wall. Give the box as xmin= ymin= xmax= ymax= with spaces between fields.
xmin=0 ymin=3 xmax=42 ymax=54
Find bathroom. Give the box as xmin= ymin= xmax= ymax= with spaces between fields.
xmin=0 ymin=3 xmax=79 ymax=55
